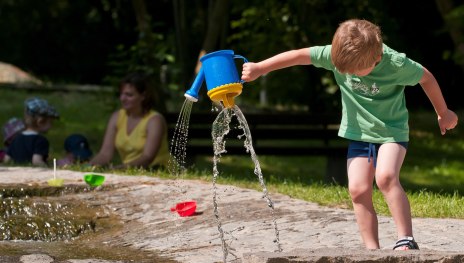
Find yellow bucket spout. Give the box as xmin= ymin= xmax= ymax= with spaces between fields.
xmin=207 ymin=83 xmax=243 ymax=108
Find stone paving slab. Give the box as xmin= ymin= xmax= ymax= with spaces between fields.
xmin=1 ymin=166 xmax=464 ymax=263
xmin=243 ymin=248 xmax=464 ymax=263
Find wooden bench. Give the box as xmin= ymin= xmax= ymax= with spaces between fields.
xmin=165 ymin=112 xmax=348 ymax=185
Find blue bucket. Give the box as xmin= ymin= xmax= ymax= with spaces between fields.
xmin=185 ymin=50 xmax=248 ymax=108
xmin=201 ymin=50 xmax=245 ymax=91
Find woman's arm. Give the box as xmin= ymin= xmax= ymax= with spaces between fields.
xmin=89 ymin=111 xmax=118 ymax=165
xmin=3 ymin=154 xmax=11 ymax=164
xmin=32 ymin=154 xmax=48 ymax=167
xmin=241 ymin=48 xmax=311 ymax=82
xmin=419 ymin=67 xmax=458 ymax=135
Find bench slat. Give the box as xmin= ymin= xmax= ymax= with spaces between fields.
xmin=165 ymin=113 xmax=341 ymax=126
xmin=185 ymin=145 xmax=346 ymax=156
xmin=181 ymin=128 xmax=339 ymax=139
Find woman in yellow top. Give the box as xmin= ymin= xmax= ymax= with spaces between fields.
xmin=90 ymin=72 xmax=169 ymax=169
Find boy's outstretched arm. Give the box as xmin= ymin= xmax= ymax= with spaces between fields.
xmin=419 ymin=67 xmax=458 ymax=135
xmin=241 ymin=48 xmax=311 ymax=82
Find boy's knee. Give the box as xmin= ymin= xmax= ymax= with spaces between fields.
xmin=375 ymin=171 xmax=398 ymax=191
xmin=348 ymin=184 xmax=371 ymax=203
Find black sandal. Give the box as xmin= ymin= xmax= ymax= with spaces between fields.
xmin=393 ymin=236 xmax=419 ymax=250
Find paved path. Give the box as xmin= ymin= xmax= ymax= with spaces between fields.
xmin=0 ymin=167 xmax=463 ymax=262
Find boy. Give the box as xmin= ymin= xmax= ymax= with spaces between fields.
xmin=241 ymin=19 xmax=458 ymax=250
xmin=3 ymin=97 xmax=59 ymax=166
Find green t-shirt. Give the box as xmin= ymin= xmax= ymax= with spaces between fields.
xmin=310 ymin=44 xmax=424 ymax=143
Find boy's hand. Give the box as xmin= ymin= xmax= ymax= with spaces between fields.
xmin=241 ymin=62 xmax=262 ymax=82
xmin=438 ymin=109 xmax=458 ymax=135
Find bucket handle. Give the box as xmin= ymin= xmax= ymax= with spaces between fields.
xmin=234 ymin=55 xmax=249 ymax=84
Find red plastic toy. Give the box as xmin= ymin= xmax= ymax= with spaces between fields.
xmin=170 ymin=201 xmax=197 ymax=217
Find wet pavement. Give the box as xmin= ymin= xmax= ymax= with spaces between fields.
xmin=0 ymin=166 xmax=463 ymax=262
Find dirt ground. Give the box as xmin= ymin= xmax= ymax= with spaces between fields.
xmin=0 ymin=166 xmax=463 ymax=263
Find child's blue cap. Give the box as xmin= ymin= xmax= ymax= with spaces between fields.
xmin=24 ymin=97 xmax=59 ymax=118
xmin=64 ymin=134 xmax=92 ymax=160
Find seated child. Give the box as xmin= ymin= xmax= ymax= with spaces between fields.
xmin=3 ymin=97 xmax=59 ymax=166
xmin=57 ymin=134 xmax=93 ymax=167
xmin=1 ymin=117 xmax=26 ymax=162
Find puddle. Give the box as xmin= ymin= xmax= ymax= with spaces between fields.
xmin=0 ymin=184 xmax=178 ymax=262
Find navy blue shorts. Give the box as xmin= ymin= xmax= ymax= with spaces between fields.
xmin=347 ymin=140 xmax=408 ymax=167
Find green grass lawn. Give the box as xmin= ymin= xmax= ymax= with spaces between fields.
xmin=1 ymin=86 xmax=463 ymax=219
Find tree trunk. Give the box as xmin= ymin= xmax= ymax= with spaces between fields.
xmin=131 ymin=0 xmax=167 ymax=113
xmin=132 ymin=0 xmax=150 ymax=35
xmin=173 ymin=0 xmax=189 ymax=89
xmin=194 ymin=0 xmax=230 ymax=74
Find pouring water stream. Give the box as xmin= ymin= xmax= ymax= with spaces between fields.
xmin=212 ymin=106 xmax=281 ymax=262
xmin=169 ymin=49 xmax=281 ymax=262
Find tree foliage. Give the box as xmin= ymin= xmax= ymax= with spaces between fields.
xmin=0 ymin=0 xmax=463 ymax=111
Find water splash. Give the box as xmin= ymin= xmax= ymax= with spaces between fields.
xmin=233 ymin=105 xmax=281 ymax=252
xmin=169 ymin=99 xmax=281 ymax=262
xmin=0 ymin=198 xmax=95 ymax=241
xmin=167 ymin=98 xmax=196 ymax=255
xmin=211 ymin=107 xmax=233 ymax=263
xmin=211 ymin=106 xmax=282 ymax=263
xmin=0 ymin=186 xmax=99 ymax=242
xmin=168 ymin=98 xmax=194 ymax=177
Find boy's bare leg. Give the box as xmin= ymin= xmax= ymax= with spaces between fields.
xmin=347 ymin=157 xmax=379 ymax=249
xmin=376 ymin=143 xmax=413 ymax=243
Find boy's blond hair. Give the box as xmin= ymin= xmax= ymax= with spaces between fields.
xmin=331 ymin=19 xmax=383 ymax=74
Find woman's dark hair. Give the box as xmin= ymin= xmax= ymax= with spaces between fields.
xmin=119 ymin=72 xmax=156 ymax=113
